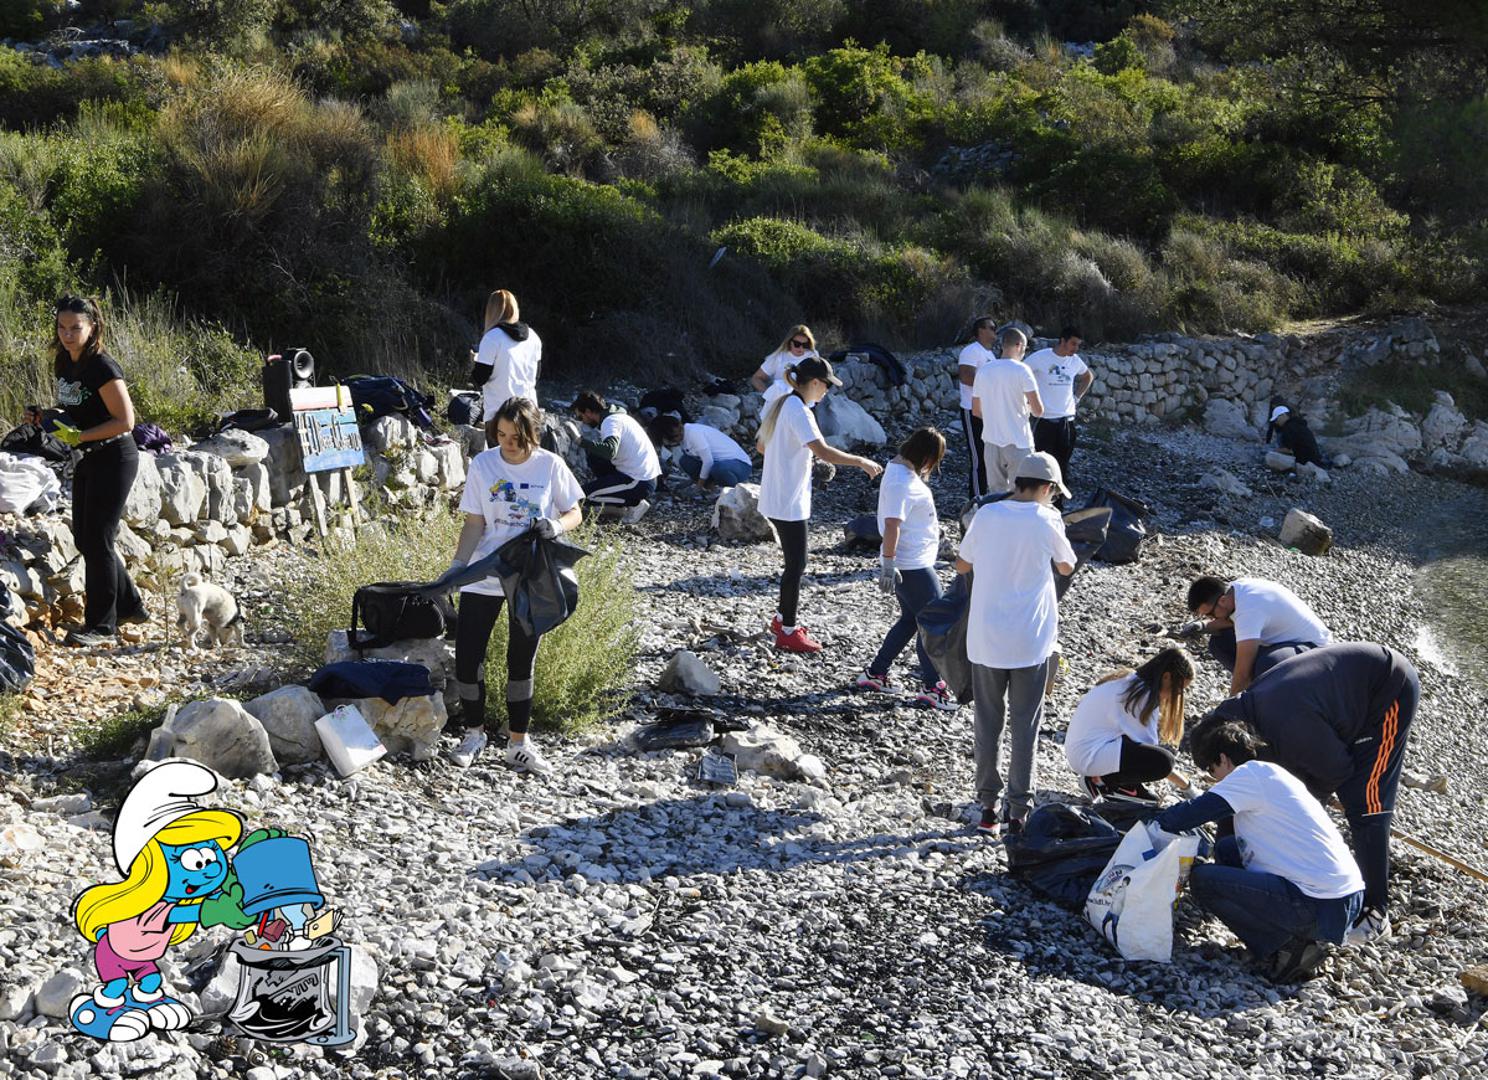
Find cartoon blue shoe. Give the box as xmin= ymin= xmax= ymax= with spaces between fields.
xmin=125 ymin=981 xmax=194 ymax=1031
xmin=69 ymin=990 xmax=150 ymax=1042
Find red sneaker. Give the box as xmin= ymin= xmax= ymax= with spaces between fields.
xmin=769 ymin=614 xmax=783 ymax=635
xmin=774 ymin=626 xmax=823 ymax=653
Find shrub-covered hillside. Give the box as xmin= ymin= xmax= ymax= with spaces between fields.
xmin=2 ymin=0 xmax=1485 ymax=427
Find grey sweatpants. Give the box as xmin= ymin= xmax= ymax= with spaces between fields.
xmin=982 ymin=442 xmax=1029 ymax=494
xmin=972 ymin=658 xmax=1051 ymax=823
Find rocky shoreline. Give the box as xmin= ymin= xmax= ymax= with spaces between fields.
xmin=3 ymin=386 xmax=1487 ymax=1078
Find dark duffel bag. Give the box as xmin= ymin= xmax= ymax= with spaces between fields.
xmin=349 ymin=582 xmax=456 ymax=650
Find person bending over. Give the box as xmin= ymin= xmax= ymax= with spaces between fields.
xmin=1155 ymin=720 xmax=1364 ymax=983
xmin=1182 ymin=575 xmax=1330 ymax=694
xmin=572 ymin=391 xmax=662 ymax=521
xmin=1193 ymin=641 xmax=1419 ymax=945
xmin=648 ymin=414 xmax=752 ymax=490
xmin=1268 ymin=405 xmax=1329 ymax=468
xmin=1064 ymin=647 xmax=1196 ymax=804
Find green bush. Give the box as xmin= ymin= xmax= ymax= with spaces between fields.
xmin=282 ymin=510 xmax=638 ymax=735
xmin=802 ymin=42 xmax=936 ymax=150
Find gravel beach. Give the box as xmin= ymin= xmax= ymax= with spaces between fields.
xmin=3 ymin=408 xmax=1487 ymax=1080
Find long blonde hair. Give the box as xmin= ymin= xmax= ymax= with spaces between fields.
xmin=1094 ymin=647 xmax=1194 ymax=745
xmin=757 ymin=356 xmax=836 ymax=446
xmin=73 ymin=809 xmax=243 ymax=947
xmin=483 ymin=289 xmax=520 ymax=332
xmin=772 ymin=324 xmax=816 ymax=358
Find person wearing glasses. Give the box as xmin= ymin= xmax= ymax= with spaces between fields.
xmin=756 ymin=356 xmax=882 ymax=653
xmin=51 ymin=296 xmax=148 ymax=647
xmin=1181 ymin=575 xmax=1331 ymax=695
xmin=751 ymin=326 xmax=818 ymax=417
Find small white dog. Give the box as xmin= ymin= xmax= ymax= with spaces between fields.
xmin=176 ymin=572 xmax=244 ymax=650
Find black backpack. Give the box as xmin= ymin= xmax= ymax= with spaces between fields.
xmin=349 ymin=582 xmax=456 ymax=650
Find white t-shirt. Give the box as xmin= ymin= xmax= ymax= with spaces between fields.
xmin=757 ymin=394 xmax=823 ymax=522
xmin=957 ymin=341 xmax=995 ymax=412
xmin=1211 ymin=760 xmax=1365 ymax=900
xmin=1063 ymin=674 xmax=1158 ymax=777
xmin=682 ymin=422 xmax=750 ymax=481
xmin=458 ymin=447 xmax=583 ymax=597
xmin=476 ymin=326 xmax=542 ymax=421
xmin=958 ymin=500 xmax=1076 ymax=669
xmin=600 ymin=412 xmax=662 ymax=482
xmin=1024 ymin=348 xmax=1090 ymax=420
xmin=1230 ymin=578 xmax=1331 ymax=646
xmin=972 ymin=357 xmax=1039 ymax=448
xmin=758 ymin=349 xmax=818 ymax=412
xmin=877 ymin=461 xmax=939 ymax=571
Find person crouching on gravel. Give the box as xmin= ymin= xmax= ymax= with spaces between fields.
xmin=1063 ymin=647 xmax=1197 ymax=804
xmin=853 ymin=426 xmax=958 ymax=710
xmin=572 ymin=391 xmax=663 ymax=523
xmin=956 ymin=452 xmax=1075 ymax=839
xmin=446 ymin=397 xmax=584 ymax=773
xmin=1154 ymin=720 xmax=1364 ymax=983
xmin=1180 ymin=575 xmax=1331 ymax=695
xmin=756 ymin=356 xmax=882 ymax=654
xmin=647 ymin=414 xmax=753 ymax=490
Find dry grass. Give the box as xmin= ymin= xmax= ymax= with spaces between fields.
xmin=388 ymin=124 xmax=460 ymax=201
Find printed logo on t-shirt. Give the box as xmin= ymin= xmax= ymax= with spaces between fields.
xmin=57 ymin=379 xmax=88 ymax=407
xmin=1044 ymin=363 xmax=1076 ymax=387
xmin=487 ymin=478 xmax=544 ymax=528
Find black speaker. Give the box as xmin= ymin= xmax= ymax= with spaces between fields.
xmin=262 ymin=349 xmax=316 ymax=422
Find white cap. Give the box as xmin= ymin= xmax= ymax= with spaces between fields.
xmin=1269 ymin=405 xmax=1290 ymax=422
xmin=113 ymin=760 xmax=222 ymax=875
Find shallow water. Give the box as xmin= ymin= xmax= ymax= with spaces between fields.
xmin=1408 ymin=492 xmax=1488 ymax=678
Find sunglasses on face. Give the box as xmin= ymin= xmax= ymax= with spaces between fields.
xmin=789 ymin=340 xmax=809 ymax=349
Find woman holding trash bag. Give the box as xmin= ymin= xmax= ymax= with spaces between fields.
xmin=750 ymin=325 xmax=818 ymax=417
xmin=52 ymin=296 xmax=147 ymax=648
xmin=1063 ymin=647 xmax=1198 ymax=803
xmin=756 ymin=356 xmax=882 ymax=653
xmin=472 ymin=289 xmax=542 ymax=422
xmin=853 ymin=427 xmax=957 ymax=710
xmin=446 ymin=396 xmax=583 ymax=772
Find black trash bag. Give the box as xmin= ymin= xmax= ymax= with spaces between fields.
xmin=1082 ymin=488 xmax=1151 ymax=564
xmin=843 ymin=513 xmax=881 ymax=552
xmin=218 ymin=408 xmax=280 ymax=433
xmin=0 ymin=601 xmax=35 ymax=695
xmin=346 ymin=375 xmax=435 ymax=429
xmin=917 ymin=573 xmax=973 ymax=703
xmin=0 ymin=423 xmax=70 ymax=463
xmin=635 ymin=713 xmax=716 ymax=751
xmin=446 ymin=392 xmax=481 ymax=427
xmin=422 ymin=531 xmax=591 ymax=638
xmin=1005 ymin=803 xmax=1123 ymax=908
xmin=1056 ymin=506 xmax=1113 ymax=600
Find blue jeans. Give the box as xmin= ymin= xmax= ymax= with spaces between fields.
xmin=679 ymin=454 xmax=751 ymax=487
xmin=1190 ymin=838 xmax=1362 ymax=957
xmin=1207 ymin=630 xmax=1315 ymax=676
xmin=869 ymin=567 xmax=942 ymax=689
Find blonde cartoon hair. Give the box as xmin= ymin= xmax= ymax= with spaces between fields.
xmin=73 ymin=809 xmax=242 ymax=947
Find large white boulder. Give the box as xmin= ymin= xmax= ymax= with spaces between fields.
xmin=155 ymin=453 xmax=207 ymax=526
xmin=122 ymin=452 xmax=164 ymax=528
xmin=243 ymin=685 xmax=326 ymax=765
xmin=711 ymin=484 xmax=775 ymax=542
xmin=144 ymin=698 xmax=278 ymax=778
xmin=188 ymin=429 xmax=270 ymax=468
xmin=1421 ymin=391 xmax=1468 ymax=451
xmin=1202 ymin=399 xmax=1257 ymax=440
xmin=259 ymin=425 xmax=307 ymax=507
xmin=1279 ymin=508 xmax=1333 ymax=556
xmin=815 ymin=394 xmax=887 ymax=449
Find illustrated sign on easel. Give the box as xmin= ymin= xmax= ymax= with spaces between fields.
xmin=291 ymin=386 xmax=364 ymax=535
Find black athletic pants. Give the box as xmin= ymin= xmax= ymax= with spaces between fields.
xmin=1101 ymin=735 xmax=1175 ymax=787
xmin=72 ymin=438 xmax=143 ymax=633
xmin=1032 ymin=416 xmax=1076 ymax=491
xmin=961 ymin=409 xmax=988 ymax=500
xmin=770 ymin=518 xmax=809 ymax=627
xmin=454 ymin=590 xmax=541 ymax=735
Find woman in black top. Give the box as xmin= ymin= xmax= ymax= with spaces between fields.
xmin=53 ymin=296 xmax=146 ymax=646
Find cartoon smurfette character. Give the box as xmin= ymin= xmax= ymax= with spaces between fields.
xmin=69 ymin=760 xmax=253 ymax=1041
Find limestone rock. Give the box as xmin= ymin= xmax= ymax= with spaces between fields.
xmin=1297 ymin=461 xmax=1330 ymax=484
xmin=243 ymin=685 xmax=326 ymax=765
xmin=657 ymin=650 xmax=722 ymax=695
xmin=721 ymin=724 xmax=818 ymax=781
xmin=1202 ymin=399 xmax=1256 ymax=440
xmin=1459 ymin=421 xmax=1488 ymax=470
xmin=259 ymin=425 xmax=306 ymax=507
xmin=363 ymin=414 xmax=419 ymax=453
xmin=155 ymin=453 xmax=208 ymax=526
xmin=712 ymin=484 xmax=775 ymax=542
xmin=815 ymin=394 xmax=887 ymax=448
xmin=146 ymin=698 xmax=278 ymax=778
xmin=324 ymin=694 xmax=445 ymax=761
xmin=1279 ymin=508 xmax=1333 ymax=556
xmin=189 ymin=428 xmax=270 ymax=468
xmin=1199 ymin=470 xmax=1252 ymax=498
xmin=1421 ymin=392 xmax=1468 ymax=451
xmin=1264 ymin=450 xmax=1296 ymax=472
xmin=698 ymin=406 xmax=737 ymax=433
xmin=35 ymin=968 xmax=85 ymax=1019
xmin=122 ymin=451 xmax=164 ymax=528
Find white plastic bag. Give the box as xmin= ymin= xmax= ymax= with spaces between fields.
xmin=314 ymin=704 xmax=386 ymax=778
xmin=0 ymin=452 xmax=60 ymax=514
xmin=1083 ymin=821 xmax=1200 ymax=962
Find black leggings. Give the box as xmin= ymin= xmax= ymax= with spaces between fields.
xmin=1101 ymin=736 xmax=1175 ymax=787
xmin=454 ymin=591 xmax=541 ymax=735
xmin=770 ymin=518 xmax=809 ymax=627
xmin=72 ymin=439 xmax=143 ymax=633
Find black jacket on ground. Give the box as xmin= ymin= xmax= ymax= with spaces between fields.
xmin=1212 ymin=643 xmax=1415 ymax=797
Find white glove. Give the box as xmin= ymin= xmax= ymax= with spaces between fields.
xmin=877 ymin=556 xmax=901 ymax=595
xmin=1176 ymin=620 xmax=1207 ymax=639
xmin=1176 ymin=780 xmax=1202 ymax=800
xmin=534 ymin=518 xmax=560 ymax=540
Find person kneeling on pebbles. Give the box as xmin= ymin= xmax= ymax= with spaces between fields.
xmin=572 ymin=391 xmax=662 ymax=523
xmin=1180 ymin=575 xmax=1331 ymax=695
xmin=1153 ymin=720 xmax=1364 ymax=983
xmin=1063 ymin=647 xmax=1197 ymax=804
xmin=956 ymin=451 xmax=1075 ymax=839
xmin=1195 ymin=642 xmax=1419 ymax=945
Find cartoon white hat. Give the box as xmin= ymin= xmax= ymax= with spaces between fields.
xmin=113 ymin=760 xmax=221 ymax=875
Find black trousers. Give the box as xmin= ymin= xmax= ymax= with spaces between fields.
xmin=454 ymin=590 xmax=542 ymax=735
xmin=770 ymin=518 xmax=809 ymax=626
xmin=72 ymin=438 xmax=143 ymax=633
xmin=1032 ymin=416 xmax=1077 ymax=490
xmin=1101 ymin=735 xmax=1175 ymax=787
xmin=960 ymin=409 xmax=988 ymax=500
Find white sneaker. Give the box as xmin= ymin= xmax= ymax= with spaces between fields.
xmin=449 ymin=728 xmax=488 ymax=768
xmin=506 ymin=739 xmax=554 ymax=775
xmin=621 ymin=499 xmax=651 ymax=524
xmin=1345 ymin=906 xmax=1391 ymax=946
